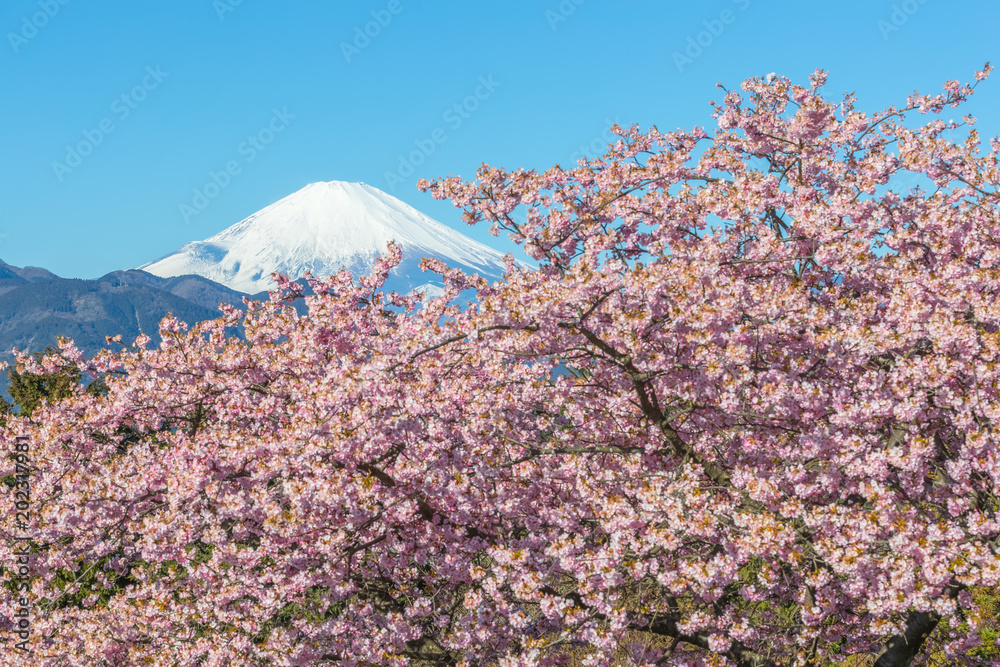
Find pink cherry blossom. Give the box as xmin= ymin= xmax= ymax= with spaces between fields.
xmin=2 ymin=65 xmax=999 ymax=666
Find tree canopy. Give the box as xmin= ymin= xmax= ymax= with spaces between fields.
xmin=2 ymin=66 xmax=999 ymax=666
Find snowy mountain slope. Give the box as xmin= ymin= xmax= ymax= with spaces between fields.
xmin=139 ymin=181 xmax=511 ymax=295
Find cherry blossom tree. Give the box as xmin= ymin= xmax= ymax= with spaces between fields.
xmin=2 ymin=65 xmax=999 ymax=666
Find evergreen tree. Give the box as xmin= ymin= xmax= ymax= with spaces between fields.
xmin=3 ymin=345 xmax=106 ymax=419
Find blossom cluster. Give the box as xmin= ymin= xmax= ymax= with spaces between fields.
xmin=1 ymin=65 xmax=999 ymax=666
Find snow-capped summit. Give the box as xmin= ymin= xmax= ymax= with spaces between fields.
xmin=139 ymin=181 xmax=510 ymax=295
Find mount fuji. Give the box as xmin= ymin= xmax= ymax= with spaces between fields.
xmin=138 ymin=181 xmax=512 ymax=297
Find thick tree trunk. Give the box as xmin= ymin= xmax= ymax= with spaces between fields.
xmin=873 ymin=582 xmax=963 ymax=666
xmin=871 ymin=610 xmax=941 ymax=667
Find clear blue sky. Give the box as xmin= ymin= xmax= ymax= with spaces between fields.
xmin=2 ymin=0 xmax=997 ymax=278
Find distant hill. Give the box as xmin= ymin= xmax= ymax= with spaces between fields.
xmin=0 ymin=261 xmax=249 ymax=396
xmin=0 ymin=259 xmax=60 ymax=297
xmin=95 ymin=269 xmax=249 ymax=313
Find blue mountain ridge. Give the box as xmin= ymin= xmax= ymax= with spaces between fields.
xmin=0 ymin=260 xmax=251 ymax=397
